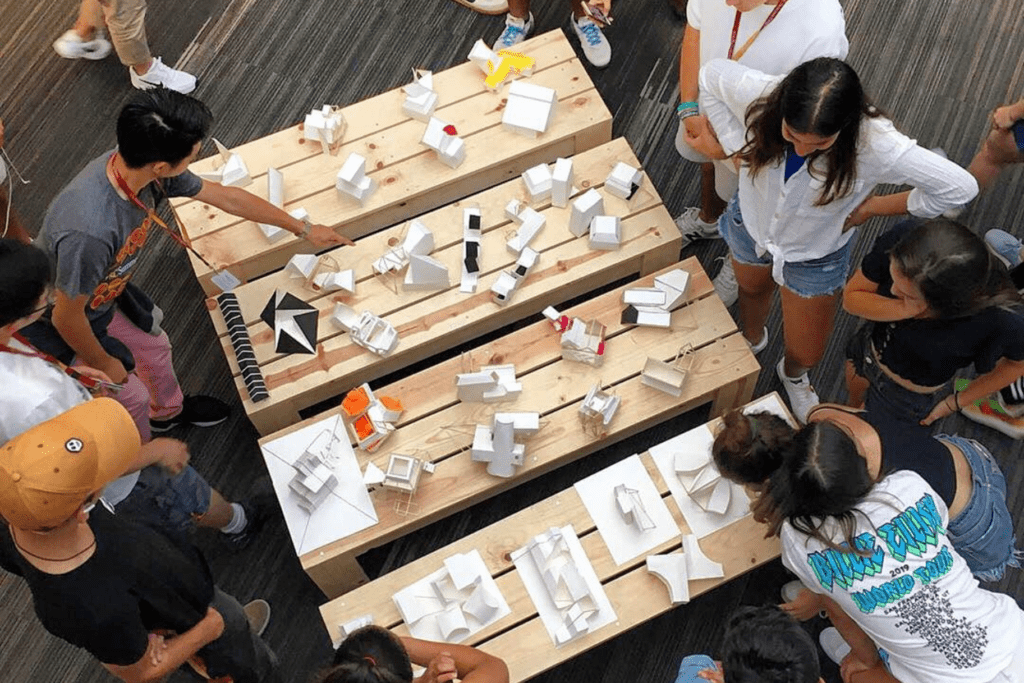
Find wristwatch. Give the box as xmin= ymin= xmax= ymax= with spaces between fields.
xmin=299 ymin=217 xmax=313 ymax=239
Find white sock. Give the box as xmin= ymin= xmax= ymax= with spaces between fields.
xmin=220 ymin=503 xmax=247 ymax=534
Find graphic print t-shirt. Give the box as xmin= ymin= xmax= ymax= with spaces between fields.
xmin=36 ymin=150 xmax=203 ymax=323
xmin=781 ymin=471 xmax=1023 ymax=683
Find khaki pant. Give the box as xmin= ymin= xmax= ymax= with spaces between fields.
xmin=81 ymin=0 xmax=151 ymax=66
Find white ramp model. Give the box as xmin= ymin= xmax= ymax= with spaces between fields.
xmin=393 ymin=550 xmax=511 ymax=643
xmin=471 ymin=412 xmax=539 ymax=478
xmin=336 ymin=153 xmax=377 ymax=205
xmin=402 ymin=69 xmax=438 ymax=121
xmin=456 ymin=364 xmax=522 ymax=403
xmin=422 ymin=117 xmax=466 ymax=169
xmin=505 ymin=204 xmax=546 ymax=254
xmin=569 ymin=189 xmax=604 ymax=237
xmin=502 ymin=81 xmax=557 ymax=137
xmin=511 ymin=525 xmax=617 ymax=647
xmin=604 ymin=162 xmax=643 ymax=200
xmin=490 ymin=247 xmax=539 ymax=306
xmin=197 ymin=138 xmax=252 ymax=187
xmin=461 ymin=208 xmax=483 ymax=293
xmin=621 ymin=269 xmax=691 ymax=327
xmin=646 ymin=554 xmax=690 ymax=604
xmin=304 ymin=105 xmax=346 ymax=154
xmin=521 ymin=163 xmax=553 ymax=203
xmin=405 ymin=253 xmax=450 ymax=291
xmin=331 ymin=304 xmax=399 ymax=356
xmin=574 ymin=454 xmax=679 ymax=565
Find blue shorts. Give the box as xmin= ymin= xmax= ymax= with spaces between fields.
xmin=675 ymin=654 xmax=716 ymax=683
xmin=113 ymin=464 xmax=213 ymax=535
xmin=939 ymin=434 xmax=1021 ymax=582
xmin=718 ymin=193 xmax=856 ymax=298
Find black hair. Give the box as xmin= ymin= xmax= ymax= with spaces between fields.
xmin=116 ymin=87 xmax=213 ymax=168
xmin=713 ymin=410 xmax=795 ymax=486
xmin=721 ymin=605 xmax=821 ymax=683
xmin=890 ymin=218 xmax=1022 ymax=318
xmin=315 ymin=626 xmax=413 ymax=683
xmin=0 ymin=238 xmax=51 ymax=327
xmin=741 ymin=58 xmax=881 ymax=206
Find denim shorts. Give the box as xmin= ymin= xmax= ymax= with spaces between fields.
xmin=939 ymin=434 xmax=1022 ymax=582
xmin=845 ymin=323 xmax=947 ymax=423
xmin=113 ymin=464 xmax=213 ymax=535
xmin=717 ymin=193 xmax=856 ymax=297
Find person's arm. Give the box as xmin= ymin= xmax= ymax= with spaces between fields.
xmin=966 ymin=98 xmax=1024 ymax=191
xmin=699 ymin=60 xmax=779 ymax=158
xmin=130 ymin=438 xmax=190 ymax=475
xmin=103 ymin=607 xmax=224 ymax=683
xmin=51 ymin=290 xmax=128 ymax=383
xmin=819 ymin=595 xmax=882 ymax=670
xmin=921 ymin=356 xmax=1024 ymax=425
xmin=679 ymin=25 xmax=700 ymax=107
xmin=843 ymin=268 xmax=927 ymax=322
xmin=193 ymin=181 xmax=354 ymax=248
xmin=841 ymin=655 xmax=901 ymax=683
xmin=401 ymin=636 xmax=509 ymax=683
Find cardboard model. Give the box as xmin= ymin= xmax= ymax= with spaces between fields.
xmin=304 ymin=105 xmax=346 ymax=152
xmin=505 ymin=204 xmax=546 ymax=254
xmin=258 ymin=167 xmax=288 ymax=242
xmin=471 ymin=412 xmax=539 ymax=478
xmin=621 ymin=268 xmax=691 ymax=327
xmin=578 ymin=385 xmax=620 ymax=434
xmin=490 ymin=247 xmax=539 ymax=306
xmin=604 ymin=162 xmax=643 ymax=200
xmin=197 ymin=138 xmax=252 ymax=187
xmin=588 ymin=215 xmax=621 ymax=251
xmin=336 ymin=153 xmax=377 ymax=205
xmin=521 ymin=163 xmax=553 ymax=203
xmin=456 ymin=364 xmax=522 ymax=403
xmin=646 ymin=554 xmax=690 ymax=604
xmin=461 ymin=208 xmax=482 ymax=293
xmin=569 ymin=188 xmax=604 ymax=237
xmin=331 ymin=304 xmax=399 ymax=356
xmin=561 ymin=318 xmax=606 ymax=366
xmin=614 ymin=484 xmax=656 ymax=532
xmin=641 ymin=347 xmax=694 ymax=397
xmin=217 ymin=292 xmax=269 ymax=403
xmin=421 ymin=117 xmax=466 ymax=169
xmin=551 ymin=157 xmax=574 ymax=208
xmin=402 ymin=69 xmax=438 ymax=122
xmin=259 ymin=290 xmax=318 ymax=355
xmin=502 ymin=81 xmax=556 ymax=138
xmin=341 ymin=383 xmax=404 ymax=452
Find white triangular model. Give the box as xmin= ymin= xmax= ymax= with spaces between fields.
xmin=673 ymin=448 xmax=731 ymax=515
xmin=197 ymin=138 xmax=252 ymax=187
xmin=304 ymin=105 xmax=346 ymax=153
xmin=374 ymin=219 xmax=435 ymax=275
xmin=403 ymin=69 xmax=438 ymax=122
xmin=421 ymin=117 xmax=466 ymax=169
xmin=336 ymin=153 xmax=377 ymax=205
xmin=456 ymin=364 xmax=522 ymax=403
xmin=404 ymin=253 xmax=450 ymax=290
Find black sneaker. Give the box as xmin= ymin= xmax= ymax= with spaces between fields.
xmin=150 ymin=395 xmax=230 ymax=433
xmin=223 ymin=493 xmax=272 ymax=551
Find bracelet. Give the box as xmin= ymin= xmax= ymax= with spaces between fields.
xmin=678 ymin=101 xmax=699 ymax=110
xmin=946 ymin=393 xmax=960 ymax=412
xmin=299 ymin=217 xmax=313 ymax=239
xmin=953 ymin=390 xmax=962 ymax=411
xmin=677 ymin=110 xmax=700 ymax=121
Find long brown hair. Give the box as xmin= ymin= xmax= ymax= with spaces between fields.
xmin=740 ymin=58 xmax=881 ymax=206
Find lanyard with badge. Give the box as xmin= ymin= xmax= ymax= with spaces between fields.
xmin=0 ymin=333 xmax=122 ymax=394
xmin=727 ymin=0 xmax=789 ymax=61
xmin=108 ymin=153 xmax=241 ymax=292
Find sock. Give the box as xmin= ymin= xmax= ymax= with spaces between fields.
xmin=220 ymin=503 xmax=247 ymax=534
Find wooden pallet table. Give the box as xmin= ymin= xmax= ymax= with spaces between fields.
xmin=259 ymin=257 xmax=760 ymax=597
xmin=319 ymin=396 xmax=787 ymax=682
xmin=211 ymin=137 xmax=681 ymax=436
xmin=176 ymin=30 xmax=612 ymax=294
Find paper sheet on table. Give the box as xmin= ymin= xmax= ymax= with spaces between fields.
xmin=261 ymin=414 xmax=378 ymax=555
xmin=573 ymin=454 xmax=679 ymax=565
xmin=391 ymin=549 xmax=511 ymax=643
xmin=512 ymin=524 xmax=617 ymax=648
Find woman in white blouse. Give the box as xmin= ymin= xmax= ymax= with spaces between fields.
xmin=690 ymin=57 xmax=978 ymax=422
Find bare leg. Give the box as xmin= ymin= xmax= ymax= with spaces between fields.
xmin=74 ymin=0 xmax=104 ymax=39
xmin=779 ymin=287 xmax=841 ymax=377
xmin=845 ymin=359 xmax=868 ymax=408
xmin=733 ymin=259 xmax=775 ymax=345
xmin=508 ymin=0 xmax=530 ymax=18
xmin=699 ymin=163 xmax=728 ymax=223
xmin=0 ymin=188 xmax=31 ymax=243
xmin=966 ymin=127 xmax=1024 ymax=191
xmin=195 ymin=489 xmax=234 ymax=529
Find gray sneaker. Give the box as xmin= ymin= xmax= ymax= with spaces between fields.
xmin=571 ymin=15 xmax=611 ymax=68
xmin=493 ymin=12 xmax=534 ymax=51
xmin=713 ymin=258 xmax=738 ymax=307
xmin=244 ymin=599 xmax=271 ymax=636
xmin=674 ymin=207 xmax=721 ymax=247
xmin=984 ymin=229 xmax=1024 ymax=269
xmin=818 ymin=627 xmax=851 ymax=665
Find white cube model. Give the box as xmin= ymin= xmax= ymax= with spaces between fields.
xmin=521 ymin=163 xmax=553 ymax=203
xmin=304 ymin=105 xmax=346 ymax=148
xmin=336 ymin=153 xmax=376 ymax=204
xmin=421 ymin=117 xmax=466 ymax=169
xmin=604 ymin=162 xmax=643 ymax=200
xmin=569 ymin=188 xmax=604 ymax=237
xmin=588 ymin=215 xmax=621 ymax=250
xmin=502 ymin=81 xmax=557 ymax=138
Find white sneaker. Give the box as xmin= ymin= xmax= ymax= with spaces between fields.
xmin=776 ymin=358 xmax=820 ymax=424
xmin=674 ymin=207 xmax=721 ymax=247
xmin=130 ymin=57 xmax=197 ymax=94
xmin=747 ymin=326 xmax=768 ymax=354
xmin=571 ymin=15 xmax=611 ymax=68
xmin=493 ymin=12 xmax=534 ymax=51
xmin=713 ymin=258 xmax=738 ymax=307
xmin=780 ymin=580 xmax=806 ymax=603
xmin=819 ymin=627 xmax=852 ymax=665
xmin=53 ymin=29 xmax=111 ymax=60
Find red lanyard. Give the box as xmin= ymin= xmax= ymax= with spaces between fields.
xmin=728 ymin=0 xmax=789 ymax=61
xmin=108 ymin=153 xmax=218 ymax=272
xmin=1 ymin=334 xmax=106 ymax=391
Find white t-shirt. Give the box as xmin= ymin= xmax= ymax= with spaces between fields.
xmin=0 ymin=339 xmax=139 ymax=505
xmin=781 ymin=471 xmax=1024 ymax=683
xmin=687 ymin=0 xmax=849 ymax=72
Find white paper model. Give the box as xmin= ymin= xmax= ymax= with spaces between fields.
xmin=285 ymin=254 xmax=319 ymax=279
xmin=421 ymin=117 xmax=466 ymax=169
xmin=614 ymin=484 xmax=656 ymax=532
xmin=490 ymin=247 xmax=539 ymax=306
xmin=288 ymin=429 xmax=340 ymax=513
xmin=551 ymin=157 xmax=574 ymax=208
xmin=502 ymin=81 xmax=557 ymax=138
xmin=578 ymin=385 xmax=621 ymax=433
xmin=383 ymin=454 xmax=424 ymax=493
xmin=461 ymin=208 xmax=482 ymax=293
xmin=197 ymin=138 xmax=252 ymax=187
xmin=471 ymin=412 xmax=539 ymax=478
xmin=521 ymin=163 xmax=553 ymax=203
xmin=336 ymin=153 xmax=377 ymax=205
xmin=682 ymin=534 xmax=725 ymax=579
xmin=468 ymin=39 xmax=499 ymax=75
xmin=402 ymin=69 xmax=438 ymax=122
xmin=604 ymin=162 xmax=643 ymax=200
xmin=641 ymin=357 xmax=688 ymax=397
xmin=543 ymin=305 xmax=571 ymax=332
xmin=405 ymin=254 xmax=450 ymax=291
xmin=304 ymin=105 xmax=346 ymax=152
xmin=363 ymin=462 xmax=386 ymax=492
xmin=258 ymin=168 xmax=288 ymax=242
xmin=561 ymin=318 xmax=606 ymax=366
xmin=510 ymin=525 xmax=617 ymax=647
xmin=621 ymin=269 xmax=692 ymax=327
xmin=331 ymin=304 xmax=400 ymax=356
xmin=314 ymin=269 xmax=356 ymax=294
xmin=456 ymin=364 xmax=522 ymax=403
xmin=392 ymin=549 xmax=511 ymax=643
xmin=506 ymin=205 xmax=546 ymax=254
xmin=569 ymin=188 xmax=604 ymax=237
xmin=674 ymin=448 xmax=731 ymax=515
xmin=588 ymin=215 xmax=621 ymax=251
xmin=341 ymin=383 xmax=404 ymax=452
xmin=259 ymin=289 xmax=318 ymax=355
xmin=374 ymin=219 xmax=435 ymax=276
xmin=337 ymin=614 xmax=374 ymax=644
xmin=646 ymin=554 xmax=690 ymax=604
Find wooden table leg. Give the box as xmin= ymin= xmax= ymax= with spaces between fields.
xmin=304 ymin=552 xmax=370 ymax=598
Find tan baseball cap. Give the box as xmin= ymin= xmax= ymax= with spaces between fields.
xmin=0 ymin=398 xmax=140 ymax=530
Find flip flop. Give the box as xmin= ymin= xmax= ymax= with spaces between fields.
xmin=449 ymin=0 xmax=509 ymax=15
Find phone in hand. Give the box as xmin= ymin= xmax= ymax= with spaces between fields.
xmin=583 ymin=3 xmax=613 ymax=26
xmin=1011 ymin=119 xmax=1024 ymax=151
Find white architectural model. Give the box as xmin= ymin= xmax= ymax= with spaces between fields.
xmin=468 ymin=39 xmax=535 ymax=90
xmin=374 ymin=219 xmax=435 ymax=275
xmin=471 ymin=412 xmax=539 ymax=478
xmin=382 ymin=454 xmax=424 ymax=493
xmin=569 ymin=188 xmax=604 ymax=237
xmin=561 ymin=318 xmax=606 ymax=366
xmin=197 ymin=138 xmax=252 ymax=187
xmin=405 ymin=254 xmax=450 ymax=291
xmin=510 ymin=526 xmax=616 ymax=646
xmin=421 ymin=117 xmax=466 ymax=169
xmin=502 ymin=81 xmax=557 ymax=137
xmin=490 ymin=247 xmax=539 ymax=306
xmin=288 ymin=429 xmax=340 ymax=513
xmin=505 ymin=202 xmax=546 ymax=254
xmin=332 ymin=304 xmax=399 ymax=356
xmin=304 ymin=105 xmax=346 ymax=153
xmin=392 ymin=550 xmax=511 ymax=643
xmin=259 ymin=290 xmax=318 ymax=355
xmin=588 ymin=215 xmax=621 ymax=250
xmin=402 ymin=69 xmax=438 ymax=121
xmin=578 ymin=385 xmax=620 ymax=434
xmin=682 ymin=534 xmax=725 ymax=580
xmin=641 ymin=347 xmax=695 ymax=397
xmin=461 ymin=208 xmax=482 ymax=293
xmin=336 ymin=153 xmax=377 ymax=205
xmin=621 ymin=269 xmax=691 ymax=327
xmin=551 ymin=157 xmax=574 ymax=208
xmin=285 ymin=253 xmax=355 ymax=294
xmin=543 ymin=305 xmax=571 ymax=332
xmin=258 ymin=168 xmax=288 ymax=242
xmin=646 ymin=554 xmax=690 ymax=604
xmin=521 ymin=163 xmax=553 ymax=203
xmin=341 ymin=383 xmax=404 ymax=452
xmin=456 ymin=364 xmax=522 ymax=403
xmin=604 ymin=162 xmax=643 ymax=200
xmin=337 ymin=614 xmax=373 ymax=641
xmin=363 ymin=461 xmax=386 ymax=491
xmin=614 ymin=484 xmax=656 ymax=532
xmin=674 ymin=448 xmax=731 ymax=515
